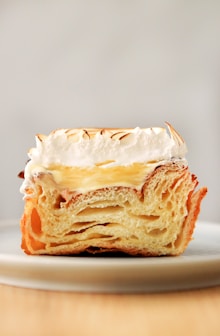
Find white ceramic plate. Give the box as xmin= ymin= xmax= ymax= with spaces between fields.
xmin=0 ymin=220 xmax=220 ymax=293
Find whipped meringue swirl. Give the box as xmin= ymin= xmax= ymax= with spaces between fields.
xmin=27 ymin=123 xmax=187 ymax=168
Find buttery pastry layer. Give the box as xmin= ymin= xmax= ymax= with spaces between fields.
xmin=20 ymin=162 xmax=207 ymax=256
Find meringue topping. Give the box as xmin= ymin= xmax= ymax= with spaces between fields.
xmin=20 ymin=124 xmax=188 ymax=196
xmin=28 ymin=124 xmax=187 ymax=167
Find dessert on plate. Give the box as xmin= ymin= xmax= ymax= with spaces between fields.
xmin=19 ymin=122 xmax=207 ymax=256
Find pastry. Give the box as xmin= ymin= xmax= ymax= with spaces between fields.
xmin=19 ymin=123 xmax=207 ymax=256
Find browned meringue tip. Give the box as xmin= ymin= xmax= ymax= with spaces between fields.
xmin=165 ymin=122 xmax=185 ymax=146
xmin=36 ymin=134 xmax=47 ymax=142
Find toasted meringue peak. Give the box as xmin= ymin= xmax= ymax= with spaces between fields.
xmin=165 ymin=122 xmax=185 ymax=147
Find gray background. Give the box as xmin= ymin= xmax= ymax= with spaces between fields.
xmin=0 ymin=1 xmax=219 ymax=222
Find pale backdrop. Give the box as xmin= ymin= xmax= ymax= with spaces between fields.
xmin=0 ymin=1 xmax=219 ymax=222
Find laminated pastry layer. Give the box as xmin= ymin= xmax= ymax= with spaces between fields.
xmin=20 ymin=163 xmax=207 ymax=256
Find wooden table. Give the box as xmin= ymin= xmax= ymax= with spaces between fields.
xmin=0 ymin=284 xmax=220 ymax=336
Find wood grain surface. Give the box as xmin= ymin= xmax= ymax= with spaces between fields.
xmin=0 ymin=284 xmax=220 ymax=336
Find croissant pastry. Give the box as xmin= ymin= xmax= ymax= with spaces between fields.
xmin=19 ymin=123 xmax=207 ymax=256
